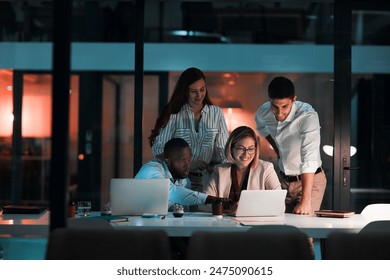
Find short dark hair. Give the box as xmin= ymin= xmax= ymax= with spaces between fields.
xmin=164 ymin=138 xmax=190 ymax=158
xmin=268 ymin=76 xmax=295 ymax=99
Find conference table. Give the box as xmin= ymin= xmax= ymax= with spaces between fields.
xmin=0 ymin=210 xmax=377 ymax=239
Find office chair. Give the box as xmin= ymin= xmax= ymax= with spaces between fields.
xmin=186 ymin=225 xmax=313 ymax=260
xmin=359 ymin=220 xmax=390 ymax=233
xmin=46 ymin=228 xmax=171 ymax=260
xmin=360 ymin=203 xmax=390 ymax=220
xmin=324 ymin=232 xmax=358 ymax=259
xmin=325 ymin=220 xmax=390 ymax=260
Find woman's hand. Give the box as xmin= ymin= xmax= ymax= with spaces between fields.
xmin=223 ymin=200 xmax=238 ymax=215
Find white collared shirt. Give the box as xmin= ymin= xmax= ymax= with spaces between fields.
xmin=134 ymin=159 xmax=208 ymax=208
xmin=255 ymin=101 xmax=322 ymax=175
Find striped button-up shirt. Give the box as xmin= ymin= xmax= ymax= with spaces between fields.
xmin=152 ymin=104 xmax=228 ymax=171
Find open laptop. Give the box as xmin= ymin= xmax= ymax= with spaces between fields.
xmin=233 ymin=189 xmax=287 ymax=217
xmin=109 ymin=178 xmax=170 ymax=216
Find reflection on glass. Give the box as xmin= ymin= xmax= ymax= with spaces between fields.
xmin=322 ymin=145 xmax=357 ymax=157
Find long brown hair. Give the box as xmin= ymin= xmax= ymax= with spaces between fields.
xmin=148 ymin=67 xmax=213 ymax=146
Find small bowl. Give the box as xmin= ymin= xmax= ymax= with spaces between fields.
xmin=173 ymin=212 xmax=184 ymax=218
xmin=100 ymin=210 xmax=112 ymax=216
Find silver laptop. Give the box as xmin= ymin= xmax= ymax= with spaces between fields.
xmin=234 ymin=189 xmax=287 ymax=217
xmin=110 ymin=178 xmax=170 ymax=216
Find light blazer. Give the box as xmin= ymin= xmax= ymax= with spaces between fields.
xmin=203 ymin=160 xmax=281 ymax=198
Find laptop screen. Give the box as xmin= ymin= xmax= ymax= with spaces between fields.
xmin=235 ymin=190 xmax=287 ymax=217
xmin=109 ymin=178 xmax=170 ymax=216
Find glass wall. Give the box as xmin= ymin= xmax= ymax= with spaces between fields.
xmin=349 ymin=7 xmax=390 ymax=212
xmin=1 ymin=0 xmax=390 ymax=210
xmin=0 ymin=1 xmax=333 ymax=44
xmin=0 ymin=73 xmax=80 ymax=206
xmin=1 ymin=0 xmax=390 ymax=259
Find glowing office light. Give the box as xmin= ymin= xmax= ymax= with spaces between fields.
xmin=221 ymin=99 xmax=243 ymax=133
xmin=350 ymin=146 xmax=357 ymax=157
xmin=322 ymin=145 xmax=357 ymax=157
xmin=0 ymin=104 xmax=13 ymax=136
xmin=323 ymin=145 xmax=334 ymax=156
xmin=0 ymin=95 xmax=51 ymax=137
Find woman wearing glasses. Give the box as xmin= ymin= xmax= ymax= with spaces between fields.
xmin=204 ymin=126 xmax=281 ymax=213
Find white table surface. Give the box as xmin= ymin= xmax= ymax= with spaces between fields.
xmin=1 ymin=210 xmax=378 ymax=238
xmin=111 ymin=212 xmax=374 ymax=238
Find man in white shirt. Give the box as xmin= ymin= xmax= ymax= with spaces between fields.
xmin=135 ymin=137 xmax=215 ymax=209
xmin=255 ymin=76 xmax=326 ymax=215
xmin=135 ymin=137 xmax=218 ymax=259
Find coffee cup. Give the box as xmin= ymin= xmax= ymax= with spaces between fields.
xmin=212 ymin=198 xmax=224 ymax=218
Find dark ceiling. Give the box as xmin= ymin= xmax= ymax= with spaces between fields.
xmin=0 ymin=1 xmax=389 ymax=45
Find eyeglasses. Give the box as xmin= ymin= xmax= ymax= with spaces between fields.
xmin=234 ymin=146 xmax=256 ymax=155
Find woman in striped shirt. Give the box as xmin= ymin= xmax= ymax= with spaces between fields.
xmin=149 ymin=67 xmax=229 ymax=194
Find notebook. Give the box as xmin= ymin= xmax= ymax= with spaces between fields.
xmin=233 ymin=189 xmax=287 ymax=217
xmin=109 ymin=178 xmax=170 ymax=216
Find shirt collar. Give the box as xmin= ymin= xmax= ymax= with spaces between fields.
xmin=183 ymin=103 xmax=208 ymax=114
xmin=160 ymin=159 xmax=186 ymax=185
xmin=283 ymin=101 xmax=297 ymax=123
xmin=157 ymin=160 xmax=173 ymax=180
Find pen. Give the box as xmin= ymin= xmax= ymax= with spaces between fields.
xmin=109 ymin=218 xmax=129 ymax=223
xmin=142 ymin=213 xmax=165 ymax=219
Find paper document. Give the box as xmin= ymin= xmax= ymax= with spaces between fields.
xmin=232 ymin=216 xmax=286 ymax=226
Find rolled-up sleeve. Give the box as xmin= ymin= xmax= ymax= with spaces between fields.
xmin=255 ymin=105 xmax=271 ymax=137
xmin=169 ymin=178 xmax=208 ymax=206
xmin=135 ymin=161 xmax=207 ymax=206
xmin=299 ymin=112 xmax=321 ymax=174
